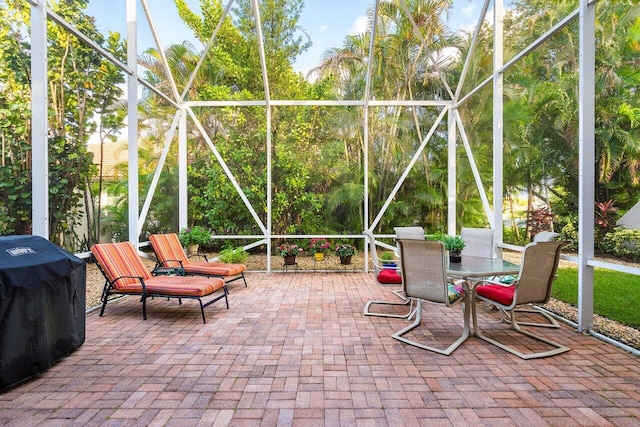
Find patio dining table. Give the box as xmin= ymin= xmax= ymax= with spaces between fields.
xmin=445 ymin=255 xmax=520 ymax=342
xmin=446 ymin=255 xmax=520 ymax=280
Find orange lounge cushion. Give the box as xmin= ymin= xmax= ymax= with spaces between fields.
xmin=91 ymin=242 xmax=153 ymax=287
xmin=210 ymin=262 xmax=245 ymax=274
xmin=149 ymin=233 xmax=190 ymax=267
xmin=183 ymin=262 xmax=245 ymax=277
xmin=118 ymin=276 xmax=225 ymax=297
xmin=377 ymin=269 xmax=402 ymax=284
xmin=475 ymin=283 xmax=515 ymax=306
xmin=150 ymin=233 xmax=246 ymax=276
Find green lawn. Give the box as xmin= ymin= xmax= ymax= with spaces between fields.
xmin=553 ymin=267 xmax=640 ymax=329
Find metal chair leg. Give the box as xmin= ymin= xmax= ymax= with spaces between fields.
xmin=392 ymin=298 xmax=470 ymax=356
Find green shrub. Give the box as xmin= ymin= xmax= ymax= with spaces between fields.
xmin=601 ymin=227 xmax=640 ymax=261
xmin=218 ymin=247 xmax=249 ymax=263
xmin=379 ymin=251 xmax=395 ymax=261
xmin=502 ymin=226 xmax=528 ymax=246
xmin=558 ymin=220 xmax=578 ymax=252
xmin=179 ymin=226 xmax=211 ymax=246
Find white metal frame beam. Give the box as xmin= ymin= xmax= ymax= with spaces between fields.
xmin=30 ymin=0 xmax=48 ymax=238
xmin=398 ymin=0 xmax=455 ymax=101
xmin=577 ymin=0 xmax=596 ymax=332
xmin=180 ymin=0 xmax=235 ymax=102
xmin=455 ymin=111 xmax=493 ymax=226
xmin=126 ymin=0 xmax=140 ymax=246
xmin=455 ymin=0 xmax=492 ymax=101
xmin=369 ymin=106 xmax=449 ymax=231
xmin=493 ymin=0 xmax=505 ymax=257
xmin=26 ymin=0 xmax=602 ymax=331
xmin=140 ymin=0 xmax=180 ymax=101
xmin=251 ymin=0 xmax=273 ymax=269
xmin=363 ymin=0 xmax=380 ymax=257
xmin=187 ymin=100 xmax=449 ymax=107
xmin=447 ymin=107 xmax=456 ymax=234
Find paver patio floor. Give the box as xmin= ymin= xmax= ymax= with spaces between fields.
xmin=1 ymin=272 xmax=639 ymax=426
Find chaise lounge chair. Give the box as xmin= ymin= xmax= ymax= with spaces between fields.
xmin=149 ymin=233 xmax=247 ymax=287
xmin=91 ymin=241 xmax=228 ymax=323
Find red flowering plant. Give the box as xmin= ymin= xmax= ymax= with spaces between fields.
xmin=308 ymin=237 xmax=332 ymax=254
xmin=278 ymin=243 xmax=304 ymax=257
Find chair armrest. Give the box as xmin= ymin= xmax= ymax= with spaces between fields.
xmin=158 ymin=259 xmax=185 ymax=268
xmin=112 ymin=274 xmax=146 ymax=288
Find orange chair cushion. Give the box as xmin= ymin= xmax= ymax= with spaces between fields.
xmin=150 ymin=233 xmax=246 ymax=277
xmin=149 ymin=233 xmax=189 ymax=268
xmin=119 ymin=276 xmax=225 ymax=297
xmin=91 ymin=242 xmax=153 ymax=288
xmin=184 ymin=262 xmax=245 ymax=277
xmin=377 ymin=269 xmax=402 ymax=284
xmin=475 ymin=284 xmax=515 ymax=306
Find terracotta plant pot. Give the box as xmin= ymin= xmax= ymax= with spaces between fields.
xmin=186 ymin=244 xmax=199 ymax=255
xmin=283 ymin=255 xmax=297 ymax=265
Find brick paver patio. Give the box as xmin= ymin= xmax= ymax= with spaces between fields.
xmin=1 ymin=272 xmax=639 ymax=426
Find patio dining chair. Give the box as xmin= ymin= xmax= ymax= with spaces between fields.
xmin=461 ymin=227 xmax=494 ymax=258
xmin=460 ymin=227 xmax=495 ymax=283
xmin=391 ymin=239 xmax=470 ymax=355
xmin=533 ymin=231 xmax=560 ymax=242
xmin=363 ymin=227 xmax=425 ymax=318
xmin=503 ymin=230 xmax=562 ymax=328
xmin=471 ymin=241 xmax=569 ymax=359
xmin=362 ymin=230 xmax=409 ymax=318
xmin=149 ymin=233 xmax=247 ymax=287
xmin=91 ymin=242 xmax=228 ymax=323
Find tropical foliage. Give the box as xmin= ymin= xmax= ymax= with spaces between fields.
xmin=0 ymin=0 xmax=125 ymax=249
xmin=1 ymin=0 xmax=639 ymax=260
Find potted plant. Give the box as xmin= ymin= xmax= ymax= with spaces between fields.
xmin=179 ymin=226 xmax=211 ymax=255
xmin=442 ymin=235 xmax=465 ymax=263
xmin=379 ymin=251 xmax=397 ymax=269
xmin=278 ymin=243 xmax=304 ymax=265
xmin=309 ymin=238 xmax=331 ymax=261
xmin=218 ymin=247 xmax=249 ymax=264
xmin=335 ymin=243 xmax=357 ymax=265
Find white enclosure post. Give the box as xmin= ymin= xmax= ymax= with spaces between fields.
xmin=447 ymin=108 xmax=457 ymax=235
xmin=126 ymin=0 xmax=139 ymax=246
xmin=30 ymin=0 xmax=49 ymax=238
xmin=577 ymin=0 xmax=596 ymax=332
xmin=492 ymin=0 xmax=505 ymax=257
xmin=178 ymin=110 xmax=188 ymax=230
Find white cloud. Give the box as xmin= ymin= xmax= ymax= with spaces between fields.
xmin=348 ymin=15 xmax=368 ymax=35
xmin=319 ymin=24 xmax=328 ymax=33
xmin=462 ymin=5 xmax=475 ymax=17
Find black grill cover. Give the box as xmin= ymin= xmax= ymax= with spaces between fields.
xmin=0 ymin=235 xmax=86 ymax=390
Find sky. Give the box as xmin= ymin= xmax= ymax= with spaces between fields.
xmin=86 ymin=0 xmax=483 ymax=74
